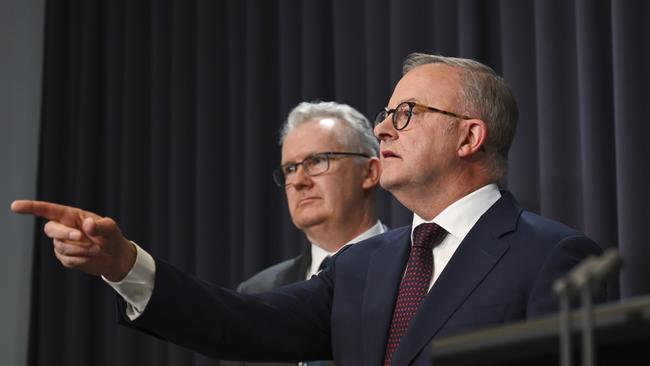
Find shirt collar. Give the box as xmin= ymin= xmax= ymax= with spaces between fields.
xmin=411 ymin=184 xmax=501 ymax=243
xmin=310 ymin=220 xmax=387 ymax=277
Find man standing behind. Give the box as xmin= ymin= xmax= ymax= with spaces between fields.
xmin=225 ymin=101 xmax=386 ymax=366
xmin=240 ymin=101 xmax=386 ymax=293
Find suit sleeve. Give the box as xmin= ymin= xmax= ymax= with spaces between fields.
xmin=526 ymin=234 xmax=605 ymax=317
xmin=117 ymin=259 xmax=333 ymax=362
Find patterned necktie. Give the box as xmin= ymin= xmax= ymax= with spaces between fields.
xmin=383 ymin=223 xmax=446 ymax=366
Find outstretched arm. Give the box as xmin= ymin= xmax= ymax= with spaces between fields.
xmin=10 ymin=200 xmax=136 ymax=281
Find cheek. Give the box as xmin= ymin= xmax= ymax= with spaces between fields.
xmin=316 ymin=186 xmax=336 ymax=209
xmin=315 ymin=178 xmax=344 ymax=205
xmin=414 ymin=136 xmax=444 ymax=160
xmin=332 ymin=175 xmax=363 ymax=203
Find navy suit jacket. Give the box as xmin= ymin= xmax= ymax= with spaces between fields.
xmin=221 ymin=246 xmax=329 ymax=366
xmin=119 ymin=192 xmax=603 ymax=365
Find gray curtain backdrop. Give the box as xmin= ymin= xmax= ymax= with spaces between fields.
xmin=0 ymin=0 xmax=44 ymax=365
xmin=26 ymin=0 xmax=649 ymax=365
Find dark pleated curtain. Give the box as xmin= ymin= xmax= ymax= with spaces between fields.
xmin=31 ymin=0 xmax=650 ymax=365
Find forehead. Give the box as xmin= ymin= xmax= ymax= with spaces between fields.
xmin=389 ymin=63 xmax=462 ymax=107
xmin=281 ymin=118 xmax=346 ymax=162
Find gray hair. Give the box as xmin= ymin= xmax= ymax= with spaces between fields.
xmin=403 ymin=53 xmax=518 ymax=180
xmin=280 ymin=101 xmax=379 ymax=157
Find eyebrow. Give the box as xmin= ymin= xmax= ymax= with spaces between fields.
xmin=391 ymin=97 xmax=420 ymax=107
xmin=280 ymin=152 xmax=321 ymax=165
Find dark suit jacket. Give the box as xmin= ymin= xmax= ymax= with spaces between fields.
xmin=222 ymin=246 xmax=332 ymax=366
xmin=238 ymin=245 xmax=311 ymax=295
xmin=119 ymin=192 xmax=604 ymax=365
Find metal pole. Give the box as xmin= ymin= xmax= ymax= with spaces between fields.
xmin=559 ymin=289 xmax=572 ymax=366
xmin=581 ymin=285 xmax=595 ymax=366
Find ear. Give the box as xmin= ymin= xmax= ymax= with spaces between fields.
xmin=361 ymin=157 xmax=382 ymax=189
xmin=457 ymin=119 xmax=487 ymax=158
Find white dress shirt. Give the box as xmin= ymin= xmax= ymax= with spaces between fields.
xmin=410 ymin=183 xmax=501 ymax=291
xmin=307 ymin=220 xmax=388 ymax=279
xmin=106 ymin=220 xmax=388 ymax=320
xmin=103 ymin=243 xmax=156 ymax=320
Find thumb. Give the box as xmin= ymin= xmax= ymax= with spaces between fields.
xmin=82 ymin=216 xmax=118 ymax=238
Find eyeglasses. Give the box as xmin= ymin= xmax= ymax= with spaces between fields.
xmin=374 ymin=101 xmax=474 ymax=130
xmin=273 ymin=151 xmax=370 ymax=187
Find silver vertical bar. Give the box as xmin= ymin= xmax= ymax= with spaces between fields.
xmin=559 ymin=290 xmax=572 ymax=366
xmin=581 ymin=286 xmax=595 ymax=366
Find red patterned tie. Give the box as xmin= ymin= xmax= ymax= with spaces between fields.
xmin=383 ymin=223 xmax=446 ymax=366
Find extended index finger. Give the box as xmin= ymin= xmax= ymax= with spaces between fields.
xmin=10 ymin=200 xmax=72 ymax=221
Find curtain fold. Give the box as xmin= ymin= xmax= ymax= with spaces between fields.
xmin=31 ymin=0 xmax=648 ymax=364
xmin=610 ymin=0 xmax=650 ymax=299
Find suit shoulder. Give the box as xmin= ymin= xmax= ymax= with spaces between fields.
xmin=238 ymin=257 xmax=300 ymax=294
xmin=518 ymin=210 xmax=583 ymax=238
xmin=491 ymin=191 xmax=596 ymax=247
xmin=513 ymin=210 xmax=602 ymax=258
xmin=337 ymin=225 xmax=410 ymax=257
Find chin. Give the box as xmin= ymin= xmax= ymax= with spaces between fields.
xmin=379 ymin=175 xmax=404 ymax=191
xmin=293 ymin=214 xmax=327 ymax=230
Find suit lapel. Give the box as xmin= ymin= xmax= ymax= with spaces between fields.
xmin=361 ymin=227 xmax=412 ymax=366
xmin=390 ymin=192 xmax=521 ymax=365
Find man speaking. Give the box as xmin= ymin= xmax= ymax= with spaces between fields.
xmin=12 ymin=53 xmax=603 ymax=365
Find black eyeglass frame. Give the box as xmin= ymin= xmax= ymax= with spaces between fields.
xmin=374 ymin=101 xmax=474 ymax=131
xmin=273 ymin=151 xmax=370 ymax=187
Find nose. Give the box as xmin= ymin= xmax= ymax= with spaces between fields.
xmin=286 ymin=164 xmax=313 ymax=191
xmin=374 ymin=115 xmax=398 ymax=142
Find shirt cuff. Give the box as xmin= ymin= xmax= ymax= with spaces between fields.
xmin=103 ymin=242 xmax=156 ymax=320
